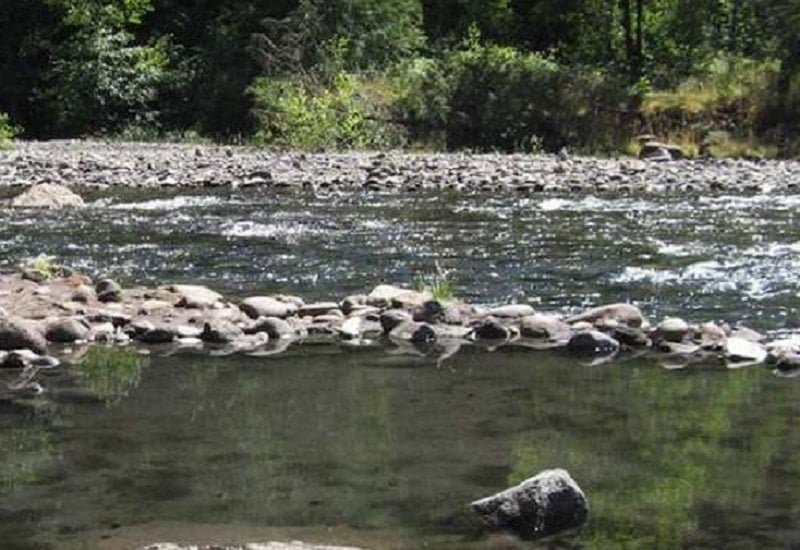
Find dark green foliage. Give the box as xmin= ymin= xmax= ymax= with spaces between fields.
xmin=0 ymin=0 xmax=799 ymax=153
xmin=395 ymin=35 xmax=630 ymax=152
xmin=0 ymin=113 xmax=16 ymax=148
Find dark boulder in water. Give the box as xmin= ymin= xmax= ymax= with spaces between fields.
xmin=566 ymin=330 xmax=619 ymax=357
xmin=471 ymin=468 xmax=588 ymax=539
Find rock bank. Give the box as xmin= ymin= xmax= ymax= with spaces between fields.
xmin=0 ymin=264 xmax=793 ymax=405
xmin=1 ymin=141 xmax=798 ymax=195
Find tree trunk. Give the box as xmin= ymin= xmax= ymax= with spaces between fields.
xmin=635 ymin=0 xmax=644 ymax=79
xmin=620 ymin=0 xmax=634 ymax=80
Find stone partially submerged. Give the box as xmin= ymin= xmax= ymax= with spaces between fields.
xmin=10 ymin=183 xmax=85 ymax=209
xmin=471 ymin=469 xmax=588 ymax=539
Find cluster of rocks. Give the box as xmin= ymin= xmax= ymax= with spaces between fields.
xmin=2 ymin=268 xmax=799 ymax=398
xmin=1 ymin=140 xmax=798 ymax=196
xmin=142 ymin=544 xmax=363 ymax=550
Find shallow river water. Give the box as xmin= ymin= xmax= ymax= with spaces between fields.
xmin=1 ymin=188 xmax=799 ymax=548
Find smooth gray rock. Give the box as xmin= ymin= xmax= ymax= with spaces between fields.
xmin=71 ymin=284 xmax=95 ymax=303
xmin=298 ymin=302 xmax=340 ymax=317
xmin=487 ymin=304 xmax=535 ymax=319
xmin=380 ymin=309 xmax=413 ymax=333
xmin=656 ymin=317 xmax=689 ymax=342
xmin=567 ymin=303 xmax=644 ymax=328
xmin=247 ymin=316 xmax=295 ymax=339
xmin=201 ymin=319 xmax=243 ymax=344
xmin=45 ymin=317 xmax=90 ymax=343
xmin=471 ymin=468 xmax=588 ymax=539
xmin=172 ymin=284 xmax=223 ymax=309
xmin=694 ymin=322 xmax=727 ymax=350
xmin=725 ymin=337 xmax=767 ymax=368
xmin=520 ymin=314 xmax=571 ymax=341
xmin=0 ymin=316 xmax=48 ymax=354
xmin=95 ymin=278 xmax=122 ymax=303
xmin=240 ymin=297 xmax=297 ymax=319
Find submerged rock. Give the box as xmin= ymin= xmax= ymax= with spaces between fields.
xmin=471 ymin=468 xmax=588 ymax=539
xmin=10 ymin=183 xmax=85 ymax=209
xmin=471 ymin=317 xmax=510 ymax=341
xmin=566 ymin=330 xmax=619 ymax=357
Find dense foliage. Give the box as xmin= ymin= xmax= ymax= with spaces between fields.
xmin=1 ymin=0 xmax=799 ymax=154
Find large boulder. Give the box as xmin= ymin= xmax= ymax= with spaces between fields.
xmin=0 ymin=316 xmax=48 ymax=354
xmin=471 ymin=469 xmax=588 ymax=539
xmin=10 ymin=183 xmax=85 ymax=209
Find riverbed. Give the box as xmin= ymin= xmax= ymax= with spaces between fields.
xmin=1 ymin=142 xmax=799 ymax=549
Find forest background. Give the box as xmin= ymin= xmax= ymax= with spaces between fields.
xmin=2 ymin=0 xmax=800 ymax=157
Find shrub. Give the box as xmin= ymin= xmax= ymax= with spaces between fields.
xmin=43 ymin=29 xmax=171 ymax=136
xmin=0 ymin=112 xmax=16 ymax=148
xmin=250 ymin=72 xmax=402 ymax=150
xmin=393 ymin=34 xmax=630 ymax=153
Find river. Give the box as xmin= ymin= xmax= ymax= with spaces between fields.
xmin=1 ymin=187 xmax=799 ymax=548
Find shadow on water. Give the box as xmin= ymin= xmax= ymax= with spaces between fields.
xmin=0 ymin=346 xmax=798 ymax=548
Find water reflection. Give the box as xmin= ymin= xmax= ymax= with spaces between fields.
xmin=0 ymin=348 xmax=798 ymax=548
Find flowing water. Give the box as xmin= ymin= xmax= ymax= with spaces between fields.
xmin=1 ymin=188 xmax=799 ymax=548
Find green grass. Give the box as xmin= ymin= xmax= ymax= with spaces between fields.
xmin=0 ymin=112 xmax=15 ymax=149
xmin=412 ymin=261 xmax=455 ymax=303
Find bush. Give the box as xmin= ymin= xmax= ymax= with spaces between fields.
xmin=250 ymin=72 xmax=402 ymax=150
xmin=43 ymin=28 xmax=172 ymax=136
xmin=0 ymin=112 xmax=15 ymax=148
xmin=393 ymin=34 xmax=630 ymax=153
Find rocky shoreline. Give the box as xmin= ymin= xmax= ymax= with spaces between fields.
xmin=2 ymin=266 xmax=799 ymax=400
xmin=1 ymin=140 xmax=799 ymax=194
